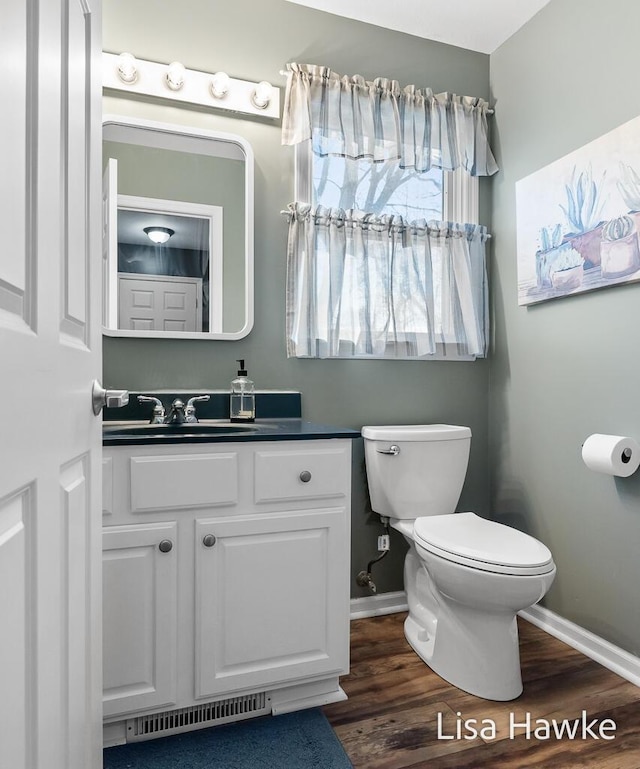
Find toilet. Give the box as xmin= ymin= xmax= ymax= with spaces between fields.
xmin=362 ymin=424 xmax=556 ymax=701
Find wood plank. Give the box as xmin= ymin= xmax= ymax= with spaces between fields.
xmin=325 ymin=613 xmax=640 ymax=769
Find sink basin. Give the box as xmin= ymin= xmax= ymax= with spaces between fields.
xmin=103 ymin=421 xmax=259 ymax=438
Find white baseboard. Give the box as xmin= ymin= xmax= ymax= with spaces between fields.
xmin=350 ymin=590 xmax=408 ymax=620
xmin=520 ymin=604 xmax=640 ymax=688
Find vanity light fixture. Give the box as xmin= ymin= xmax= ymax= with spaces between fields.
xmin=250 ymin=81 xmax=273 ymax=110
xmin=103 ymin=52 xmax=280 ymax=119
xmin=144 ymin=226 xmax=175 ymax=244
xmin=117 ymin=52 xmax=138 ymax=84
xmin=210 ymin=71 xmax=230 ymax=99
xmin=166 ymin=61 xmax=186 ymax=91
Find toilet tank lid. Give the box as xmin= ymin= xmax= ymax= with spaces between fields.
xmin=361 ymin=424 xmax=471 ymax=442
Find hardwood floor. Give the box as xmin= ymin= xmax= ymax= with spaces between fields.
xmin=324 ymin=613 xmax=640 ymax=768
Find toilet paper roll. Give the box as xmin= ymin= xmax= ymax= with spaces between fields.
xmin=581 ymin=434 xmax=640 ymax=477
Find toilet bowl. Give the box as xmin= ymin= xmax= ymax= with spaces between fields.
xmin=362 ymin=424 xmax=556 ymax=701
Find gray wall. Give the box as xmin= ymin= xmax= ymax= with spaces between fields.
xmin=490 ymin=0 xmax=640 ymax=654
xmin=103 ymin=0 xmax=492 ymax=597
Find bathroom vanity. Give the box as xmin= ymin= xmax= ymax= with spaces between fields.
xmin=101 ymin=403 xmax=357 ymax=746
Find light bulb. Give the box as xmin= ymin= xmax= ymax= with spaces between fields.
xmin=166 ymin=61 xmax=185 ymax=91
xmin=143 ymin=226 xmax=175 ymax=244
xmin=210 ymin=71 xmax=230 ymax=99
xmin=117 ymin=52 xmax=138 ymax=84
xmin=251 ymin=80 xmax=273 ymax=109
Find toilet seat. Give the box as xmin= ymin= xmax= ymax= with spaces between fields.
xmin=413 ymin=512 xmax=555 ymax=576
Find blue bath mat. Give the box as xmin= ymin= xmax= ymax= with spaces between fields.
xmin=103 ymin=708 xmax=352 ymax=769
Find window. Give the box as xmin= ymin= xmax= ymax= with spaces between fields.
xmin=289 ymin=143 xmax=483 ymax=360
xmin=296 ymin=142 xmax=478 ymax=226
xmin=282 ymin=64 xmax=494 ymax=361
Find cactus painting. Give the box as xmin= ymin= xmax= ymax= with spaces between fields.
xmin=516 ymin=113 xmax=640 ymax=305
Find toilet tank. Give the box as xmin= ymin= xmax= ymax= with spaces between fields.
xmin=362 ymin=424 xmax=471 ymax=520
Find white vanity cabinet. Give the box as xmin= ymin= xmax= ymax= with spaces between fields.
xmin=102 ymin=438 xmax=351 ymax=745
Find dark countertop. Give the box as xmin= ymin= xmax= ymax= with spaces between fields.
xmin=103 ymin=418 xmax=360 ymax=447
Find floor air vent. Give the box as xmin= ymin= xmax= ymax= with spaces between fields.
xmin=126 ymin=692 xmax=270 ymax=742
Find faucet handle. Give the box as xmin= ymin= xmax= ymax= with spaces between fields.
xmin=137 ymin=395 xmax=165 ymax=424
xmin=186 ymin=395 xmax=210 ymax=409
xmin=185 ymin=394 xmax=210 ymax=422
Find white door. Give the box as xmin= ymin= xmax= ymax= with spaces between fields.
xmin=0 ymin=1 xmax=103 ymax=768
xmin=118 ymin=273 xmax=202 ymax=332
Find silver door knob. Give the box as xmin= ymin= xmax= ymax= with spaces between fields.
xmin=158 ymin=539 xmax=173 ymax=553
xmin=92 ymin=380 xmax=129 ymax=415
xmin=202 ymin=534 xmax=217 ymax=548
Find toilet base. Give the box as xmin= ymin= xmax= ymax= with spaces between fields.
xmin=403 ymin=609 xmax=523 ymax=701
xmin=401 ymin=542 xmax=536 ymax=701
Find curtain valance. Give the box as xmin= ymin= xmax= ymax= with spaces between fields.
xmin=282 ymin=63 xmax=498 ymax=177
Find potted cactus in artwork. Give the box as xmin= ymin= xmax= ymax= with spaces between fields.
xmin=617 ymin=162 xmax=640 ymax=229
xmin=549 ymin=246 xmax=584 ymax=291
xmin=561 ymin=165 xmax=606 ymax=267
xmin=535 ymin=224 xmax=584 ymax=291
xmin=600 ymin=215 xmax=640 ymax=279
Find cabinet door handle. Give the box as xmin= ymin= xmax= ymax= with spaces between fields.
xmin=202 ymin=534 xmax=217 ymax=548
xmin=158 ymin=539 xmax=173 ymax=553
xmin=299 ymin=470 xmax=312 ymax=483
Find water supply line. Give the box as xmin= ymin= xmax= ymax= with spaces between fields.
xmin=356 ymin=516 xmax=391 ymax=594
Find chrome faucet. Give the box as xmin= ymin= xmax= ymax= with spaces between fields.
xmin=185 ymin=395 xmax=210 ymax=422
xmin=165 ymin=398 xmax=188 ymax=424
xmin=138 ymin=394 xmax=211 ymax=424
xmin=137 ymin=395 xmax=166 ymax=424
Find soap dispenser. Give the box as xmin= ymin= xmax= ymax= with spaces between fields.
xmin=230 ymin=360 xmax=255 ymax=422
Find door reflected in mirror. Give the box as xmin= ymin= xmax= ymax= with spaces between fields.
xmin=102 ymin=117 xmax=254 ymax=339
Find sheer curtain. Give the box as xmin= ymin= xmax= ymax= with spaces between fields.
xmin=285 ymin=204 xmax=489 ymax=358
xmin=282 ymin=63 xmax=495 ymax=360
xmin=282 ymin=63 xmax=498 ymax=176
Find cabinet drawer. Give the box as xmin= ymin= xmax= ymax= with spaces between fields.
xmin=254 ymin=445 xmax=349 ymax=503
xmin=130 ymin=453 xmax=238 ymax=512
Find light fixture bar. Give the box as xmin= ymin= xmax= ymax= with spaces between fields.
xmin=102 ymin=52 xmax=280 ymax=120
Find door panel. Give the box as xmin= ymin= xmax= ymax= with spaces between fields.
xmin=61 ymin=456 xmax=90 ymax=766
xmin=0 ymin=2 xmax=29 ymax=321
xmin=0 ymin=488 xmax=33 ymax=767
xmin=63 ymin=0 xmax=89 ymax=337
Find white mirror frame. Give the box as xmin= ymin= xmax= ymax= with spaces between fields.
xmin=102 ymin=114 xmax=254 ymax=340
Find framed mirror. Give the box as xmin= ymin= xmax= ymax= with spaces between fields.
xmin=102 ymin=115 xmax=254 ymax=339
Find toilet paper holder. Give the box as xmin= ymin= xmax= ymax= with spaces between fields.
xmin=581 ymin=433 xmax=640 ymax=477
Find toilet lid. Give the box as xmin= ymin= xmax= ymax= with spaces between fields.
xmin=413 ymin=512 xmax=554 ymax=575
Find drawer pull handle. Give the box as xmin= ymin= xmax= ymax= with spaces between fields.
xmin=299 ymin=470 xmax=312 ymax=483
xmin=202 ymin=534 xmax=217 ymax=548
xmin=158 ymin=539 xmax=173 ymax=553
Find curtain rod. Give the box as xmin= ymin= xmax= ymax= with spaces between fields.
xmin=278 ymin=209 xmax=492 ymax=236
